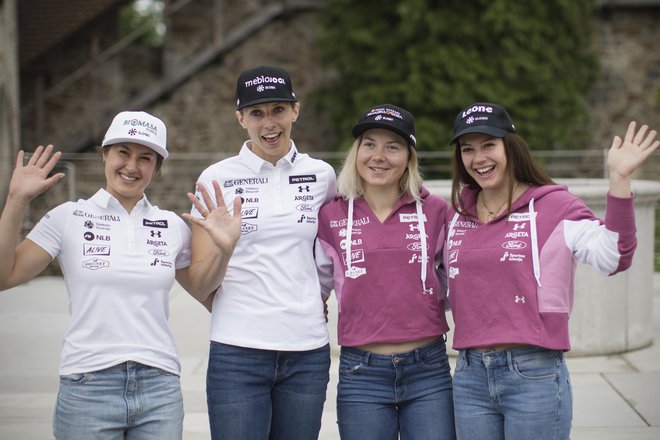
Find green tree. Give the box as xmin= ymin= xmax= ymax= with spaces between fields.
xmin=314 ymin=0 xmax=598 ymax=154
xmin=119 ymin=0 xmax=165 ymax=47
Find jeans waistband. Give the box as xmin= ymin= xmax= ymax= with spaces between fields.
xmin=341 ymin=337 xmax=446 ymax=366
xmin=105 ymin=361 xmax=156 ymax=371
xmin=460 ymin=346 xmax=563 ymax=370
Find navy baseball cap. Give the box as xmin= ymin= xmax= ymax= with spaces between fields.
xmin=352 ymin=104 xmax=417 ymax=148
xmin=450 ymin=102 xmax=516 ymax=144
xmin=236 ymin=65 xmax=297 ymax=110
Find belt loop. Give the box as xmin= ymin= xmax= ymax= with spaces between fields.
xmin=461 ymin=350 xmax=469 ymax=367
xmin=506 ymin=350 xmax=514 ymax=372
xmin=414 ymin=348 xmax=421 ymax=363
xmin=363 ymin=351 xmax=371 ymax=366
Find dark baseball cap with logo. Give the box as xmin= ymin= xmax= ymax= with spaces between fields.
xmin=352 ymin=104 xmax=417 ymax=148
xmin=236 ymin=65 xmax=298 ymax=110
xmin=450 ymin=102 xmax=516 ymax=145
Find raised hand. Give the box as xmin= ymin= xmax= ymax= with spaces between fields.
xmin=8 ymin=145 xmax=65 ymax=203
xmin=608 ymin=121 xmax=659 ymax=180
xmin=182 ymin=180 xmax=242 ymax=254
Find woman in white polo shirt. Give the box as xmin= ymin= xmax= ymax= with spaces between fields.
xmin=0 ymin=111 xmax=241 ymax=440
xmin=188 ymin=65 xmax=337 ymax=440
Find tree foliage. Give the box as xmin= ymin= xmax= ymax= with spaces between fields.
xmin=313 ymin=0 xmax=599 ymax=152
xmin=119 ymin=0 xmax=166 ymax=47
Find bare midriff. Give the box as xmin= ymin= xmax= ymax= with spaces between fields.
xmin=472 ymin=343 xmax=529 ymax=352
xmin=354 ymin=335 xmax=441 ymax=355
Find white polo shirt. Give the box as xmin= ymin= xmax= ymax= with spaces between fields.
xmin=27 ymin=189 xmax=191 ymax=375
xmin=192 ymin=141 xmax=337 ymax=350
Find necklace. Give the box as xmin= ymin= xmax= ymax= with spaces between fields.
xmin=481 ymin=183 xmax=520 ymax=221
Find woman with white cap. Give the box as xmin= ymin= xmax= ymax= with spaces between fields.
xmin=316 ymin=104 xmax=456 ymax=440
xmin=188 ymin=65 xmax=337 ymax=440
xmin=445 ymin=102 xmax=658 ymax=439
xmin=0 ymin=111 xmax=241 ymax=440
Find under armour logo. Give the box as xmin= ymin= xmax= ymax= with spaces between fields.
xmin=423 ymin=287 xmax=434 ymax=295
xmin=298 ymin=186 xmax=310 ymax=193
xmin=513 ymin=223 xmax=526 ymax=231
xmin=515 ymin=295 xmax=526 ymax=304
xmin=150 ymin=230 xmax=162 ymax=237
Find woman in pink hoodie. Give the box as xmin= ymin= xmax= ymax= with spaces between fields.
xmin=446 ymin=102 xmax=658 ymax=440
xmin=317 ymin=104 xmax=455 ymax=440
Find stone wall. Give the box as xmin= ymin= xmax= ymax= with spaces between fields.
xmin=14 ymin=0 xmax=660 ymax=215
xmin=588 ymin=5 xmax=660 ymax=180
xmin=0 ymin=0 xmax=20 ymax=207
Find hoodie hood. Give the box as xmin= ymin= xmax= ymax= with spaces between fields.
xmin=460 ymin=183 xmax=567 ymax=218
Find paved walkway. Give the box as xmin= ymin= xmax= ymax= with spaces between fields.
xmin=1 ymin=275 xmax=659 ymax=439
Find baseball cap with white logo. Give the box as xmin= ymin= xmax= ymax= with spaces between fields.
xmin=352 ymin=104 xmax=417 ymax=148
xmin=236 ymin=65 xmax=297 ymax=110
xmin=450 ymin=102 xmax=516 ymax=145
xmin=101 ymin=111 xmax=168 ymax=159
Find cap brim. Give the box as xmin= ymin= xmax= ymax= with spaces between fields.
xmin=450 ymin=126 xmax=509 ymax=145
xmin=237 ymin=97 xmax=298 ymax=110
xmin=102 ymin=137 xmax=168 ymax=159
xmin=352 ymin=121 xmax=415 ymax=147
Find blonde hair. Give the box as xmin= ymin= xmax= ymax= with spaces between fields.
xmin=337 ymin=135 xmax=423 ymax=201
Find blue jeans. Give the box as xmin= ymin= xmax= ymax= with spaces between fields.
xmin=337 ymin=338 xmax=455 ymax=440
xmin=453 ymin=346 xmax=572 ymax=440
xmin=53 ymin=361 xmax=183 ymax=440
xmin=206 ymin=342 xmax=330 ymax=440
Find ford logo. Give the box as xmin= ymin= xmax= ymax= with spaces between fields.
xmin=406 ymin=242 xmax=428 ymax=251
xmin=502 ymin=240 xmax=527 ymax=249
xmin=296 ymin=204 xmax=314 ymax=212
xmin=148 ymin=249 xmax=170 ymax=257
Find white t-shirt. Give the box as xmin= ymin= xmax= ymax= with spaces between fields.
xmin=192 ymin=141 xmax=337 ymax=350
xmin=27 ymin=189 xmax=191 ymax=375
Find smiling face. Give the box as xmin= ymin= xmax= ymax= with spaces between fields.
xmin=236 ymin=102 xmax=300 ymax=164
xmin=356 ymin=128 xmax=410 ymax=193
xmin=458 ymin=133 xmax=509 ymax=192
xmin=103 ymin=143 xmax=159 ymax=211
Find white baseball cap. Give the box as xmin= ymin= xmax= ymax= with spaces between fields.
xmin=101 ymin=111 xmax=168 ymax=159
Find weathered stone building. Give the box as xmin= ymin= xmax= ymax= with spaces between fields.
xmin=7 ymin=0 xmax=660 ymax=219
xmin=0 ymin=0 xmax=20 ymax=207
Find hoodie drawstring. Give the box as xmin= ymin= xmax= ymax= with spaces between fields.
xmin=345 ymin=197 xmax=355 ymax=277
xmin=415 ymin=200 xmax=431 ymax=294
xmin=528 ymin=198 xmax=542 ymax=287
xmin=345 ymin=197 xmax=428 ymax=293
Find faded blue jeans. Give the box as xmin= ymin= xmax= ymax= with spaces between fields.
xmin=337 ymin=338 xmax=455 ymax=440
xmin=453 ymin=346 xmax=572 ymax=440
xmin=53 ymin=361 xmax=183 ymax=440
xmin=206 ymin=341 xmax=330 ymax=440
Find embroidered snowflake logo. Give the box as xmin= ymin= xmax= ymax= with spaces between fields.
xmin=257 ymin=85 xmax=265 ymax=92
xmin=128 ymin=128 xmax=137 ymax=135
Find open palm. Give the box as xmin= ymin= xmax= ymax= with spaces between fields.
xmin=608 ymin=121 xmax=659 ymax=179
xmin=182 ymin=180 xmax=242 ymax=254
xmin=9 ymin=145 xmax=64 ymax=202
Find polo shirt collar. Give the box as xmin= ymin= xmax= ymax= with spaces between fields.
xmin=91 ymin=188 xmax=153 ymax=215
xmin=239 ymin=140 xmax=300 ymax=173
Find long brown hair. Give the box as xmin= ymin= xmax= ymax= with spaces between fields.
xmin=450 ymin=132 xmax=554 ymax=216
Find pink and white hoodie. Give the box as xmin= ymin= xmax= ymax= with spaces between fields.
xmin=445 ymin=184 xmax=637 ymax=351
xmin=316 ymin=188 xmax=450 ymax=347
